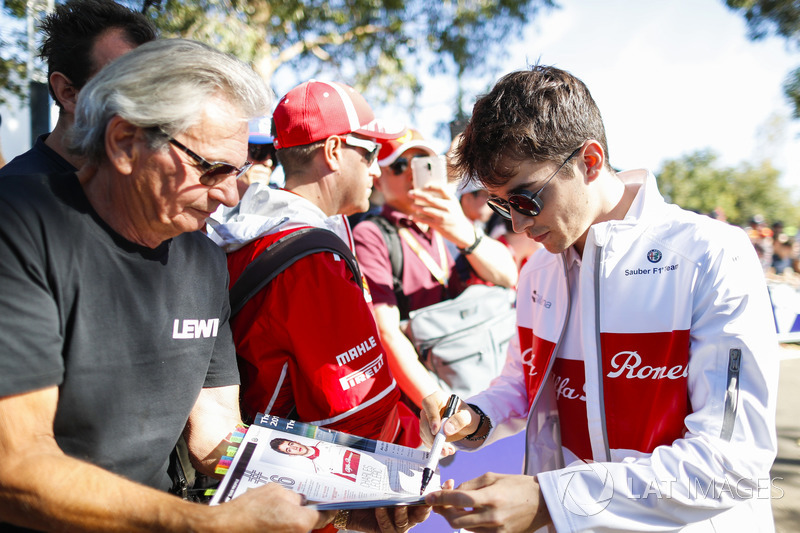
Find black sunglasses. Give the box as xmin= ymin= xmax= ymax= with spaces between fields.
xmin=248 ymin=142 xmax=275 ymax=162
xmin=388 ymin=157 xmax=409 ymax=175
xmin=387 ymin=155 xmax=425 ymax=176
xmin=487 ymin=146 xmax=583 ymax=219
xmin=248 ymin=143 xmax=278 ymax=167
xmin=168 ymin=137 xmax=252 ymax=187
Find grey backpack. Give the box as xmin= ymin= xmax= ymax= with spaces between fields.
xmin=362 ymin=215 xmax=516 ymax=399
xmin=407 ymin=283 xmax=517 ymax=398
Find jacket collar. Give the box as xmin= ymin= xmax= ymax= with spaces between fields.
xmin=208 ymin=182 xmax=351 ymax=252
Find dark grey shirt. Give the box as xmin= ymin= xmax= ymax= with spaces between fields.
xmin=0 ymin=134 xmax=75 ymax=178
xmin=0 ymin=173 xmax=239 ymax=531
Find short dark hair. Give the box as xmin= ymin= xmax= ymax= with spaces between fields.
xmin=453 ymin=65 xmax=611 ymax=188
xmin=276 ymin=141 xmax=325 ymax=179
xmin=270 ymin=438 xmax=292 ymax=453
xmin=38 ymin=0 xmax=156 ymax=108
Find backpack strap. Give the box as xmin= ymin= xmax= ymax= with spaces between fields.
xmin=364 ymin=214 xmax=409 ymax=320
xmin=229 ymin=227 xmax=362 ymax=318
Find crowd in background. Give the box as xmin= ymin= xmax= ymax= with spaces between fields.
xmin=743 ymin=213 xmax=800 ymax=285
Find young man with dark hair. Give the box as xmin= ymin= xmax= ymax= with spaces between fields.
xmin=270 ymin=438 xmax=361 ymax=481
xmin=0 ymin=0 xmax=156 ymax=177
xmin=422 ymin=65 xmax=779 ymax=532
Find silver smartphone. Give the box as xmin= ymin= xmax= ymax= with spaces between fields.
xmin=411 ymin=155 xmax=446 ymax=190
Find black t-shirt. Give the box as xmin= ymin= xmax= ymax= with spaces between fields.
xmin=0 ymin=173 xmax=239 ymax=518
xmin=0 ymin=134 xmax=76 ymax=178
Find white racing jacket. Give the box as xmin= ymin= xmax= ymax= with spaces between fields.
xmin=464 ymin=170 xmax=779 ymax=532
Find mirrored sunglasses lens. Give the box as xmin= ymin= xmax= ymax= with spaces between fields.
xmin=509 ymin=194 xmax=539 ymax=216
xmin=487 ymin=199 xmax=512 ymax=219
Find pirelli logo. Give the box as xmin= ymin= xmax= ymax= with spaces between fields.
xmin=339 ymin=354 xmax=385 ymax=391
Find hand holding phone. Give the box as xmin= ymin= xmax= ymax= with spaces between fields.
xmin=411 ymin=155 xmax=446 ymax=190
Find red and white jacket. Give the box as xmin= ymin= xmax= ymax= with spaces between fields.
xmin=463 ymin=170 xmax=779 ymax=532
xmin=210 ymin=184 xmax=419 ymax=447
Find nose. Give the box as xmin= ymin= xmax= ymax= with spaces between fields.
xmin=208 ymin=174 xmax=241 ymax=208
xmin=369 ymin=159 xmax=381 ymax=178
xmin=511 ymin=209 xmax=534 ymax=234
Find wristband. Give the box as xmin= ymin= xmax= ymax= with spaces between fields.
xmin=459 ymin=227 xmax=484 ymax=255
xmin=464 ymin=403 xmax=492 ymax=441
xmin=334 ymin=509 xmax=351 ymax=530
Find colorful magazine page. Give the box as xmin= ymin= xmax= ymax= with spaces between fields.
xmin=210 ymin=413 xmax=440 ymax=507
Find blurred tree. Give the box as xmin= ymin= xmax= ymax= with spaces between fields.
xmin=724 ymin=0 xmax=800 ymax=118
xmin=0 ymin=0 xmax=35 ymax=105
xmin=657 ymin=149 xmax=798 ymax=227
xmin=1 ymin=0 xmax=555 ymax=119
xmin=141 ymin=0 xmax=555 ymax=109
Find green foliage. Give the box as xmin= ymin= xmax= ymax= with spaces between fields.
xmin=0 ymin=0 xmax=33 ymax=105
xmin=783 ymin=65 xmax=800 ymax=118
xmin=725 ymin=0 xmax=800 ymax=118
xmin=726 ymin=0 xmax=800 ymax=44
xmin=142 ymin=0 xmax=554 ymax=108
xmin=0 ymin=0 xmax=552 ymax=126
xmin=0 ymin=51 xmax=27 ymax=106
xmin=656 ymin=149 xmax=799 ymax=227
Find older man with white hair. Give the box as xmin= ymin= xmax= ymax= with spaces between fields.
xmin=0 ymin=39 xmax=328 ymax=533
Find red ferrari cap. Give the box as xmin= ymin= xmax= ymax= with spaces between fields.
xmin=273 ymin=80 xmax=404 ymax=149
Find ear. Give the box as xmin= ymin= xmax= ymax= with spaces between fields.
xmin=105 ymin=115 xmax=140 ymax=175
xmin=49 ymin=72 xmax=79 ymax=114
xmin=322 ymin=135 xmax=342 ymax=172
xmin=581 ymin=140 xmax=605 ymax=182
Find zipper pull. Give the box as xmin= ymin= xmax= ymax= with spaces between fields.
xmin=728 ymin=348 xmax=741 ymax=372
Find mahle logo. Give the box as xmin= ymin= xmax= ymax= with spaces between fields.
xmin=558 ymin=462 xmax=614 ymax=516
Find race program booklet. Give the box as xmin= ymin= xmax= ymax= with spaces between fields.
xmin=209 ymin=413 xmax=440 ymax=509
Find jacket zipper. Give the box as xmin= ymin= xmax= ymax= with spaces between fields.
xmin=720 ymin=348 xmax=742 ymax=441
xmin=594 ymin=243 xmax=612 ymax=461
xmin=523 ymin=252 xmax=571 ymax=475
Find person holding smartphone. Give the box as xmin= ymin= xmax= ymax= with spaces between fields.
xmin=353 ymin=129 xmax=518 ymax=411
